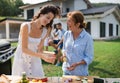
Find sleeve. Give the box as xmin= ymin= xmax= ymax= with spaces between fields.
xmin=83 ymin=37 xmax=94 ymax=65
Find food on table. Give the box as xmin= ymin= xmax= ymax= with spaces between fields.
xmin=28 ymin=77 xmax=48 ymax=83
xmin=30 ymin=79 xmax=42 ymax=83
xmin=75 ymin=78 xmax=81 ymax=81
xmin=81 ymin=77 xmax=88 ymax=83
xmin=40 ymin=78 xmax=48 ymax=82
xmin=20 ymin=72 xmax=48 ymax=83
xmin=64 ymin=78 xmax=72 ymax=83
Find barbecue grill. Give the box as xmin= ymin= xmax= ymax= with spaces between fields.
xmin=0 ymin=40 xmax=16 ymax=75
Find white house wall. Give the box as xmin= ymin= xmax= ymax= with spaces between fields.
xmin=85 ymin=13 xmax=120 ymax=39
xmin=62 ymin=0 xmax=74 ymax=13
xmin=60 ymin=18 xmax=67 ymax=30
xmin=24 ymin=9 xmax=27 ymax=19
xmin=23 ymin=2 xmax=54 ymax=19
xmin=74 ymin=0 xmax=87 ymax=10
xmin=86 ymin=18 xmax=100 ymax=39
xmin=24 ymin=6 xmax=40 ymax=19
xmin=100 ymin=13 xmax=119 ymax=37
xmin=62 ymin=0 xmax=87 ymax=13
xmin=33 ymin=6 xmax=41 ymax=17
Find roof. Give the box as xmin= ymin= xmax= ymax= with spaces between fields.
xmin=19 ymin=0 xmax=51 ymax=9
xmin=81 ymin=5 xmax=117 ymax=15
xmin=62 ymin=5 xmax=117 ymax=17
xmin=83 ymin=0 xmax=93 ymax=8
xmin=0 ymin=18 xmax=30 ymax=23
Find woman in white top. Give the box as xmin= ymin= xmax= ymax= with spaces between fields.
xmin=12 ymin=4 xmax=59 ymax=77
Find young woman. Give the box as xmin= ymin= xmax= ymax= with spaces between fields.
xmin=12 ymin=4 xmax=59 ymax=77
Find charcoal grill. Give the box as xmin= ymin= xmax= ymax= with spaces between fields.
xmin=0 ymin=40 xmax=16 ymax=75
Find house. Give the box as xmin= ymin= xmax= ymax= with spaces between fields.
xmin=19 ymin=0 xmax=92 ymax=20
xmin=1 ymin=0 xmax=120 ymax=40
xmin=0 ymin=18 xmax=30 ymax=41
xmin=81 ymin=5 xmax=120 ymax=40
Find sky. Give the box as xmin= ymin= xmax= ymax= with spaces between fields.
xmin=22 ymin=0 xmax=120 ymax=4
xmin=22 ymin=0 xmax=47 ymax=4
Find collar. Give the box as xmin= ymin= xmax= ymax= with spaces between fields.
xmin=78 ymin=29 xmax=86 ymax=38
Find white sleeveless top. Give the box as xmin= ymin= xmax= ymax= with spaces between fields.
xmin=12 ymin=22 xmax=47 ymax=77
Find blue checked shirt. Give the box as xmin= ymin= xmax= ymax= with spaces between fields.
xmin=62 ymin=29 xmax=94 ymax=76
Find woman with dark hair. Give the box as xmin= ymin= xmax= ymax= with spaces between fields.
xmin=62 ymin=11 xmax=94 ymax=76
xmin=12 ymin=4 xmax=58 ymax=77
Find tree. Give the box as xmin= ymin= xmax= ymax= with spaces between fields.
xmin=0 ymin=0 xmax=24 ymax=16
xmin=14 ymin=0 xmax=24 ymax=16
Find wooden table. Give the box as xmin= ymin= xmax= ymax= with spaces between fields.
xmin=4 ymin=75 xmax=120 ymax=83
xmin=0 ymin=75 xmax=98 ymax=83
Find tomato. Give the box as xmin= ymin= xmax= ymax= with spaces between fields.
xmin=41 ymin=78 xmax=48 ymax=82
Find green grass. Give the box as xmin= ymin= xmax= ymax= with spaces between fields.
xmin=11 ymin=39 xmax=120 ymax=78
xmin=89 ymin=39 xmax=120 ymax=78
xmin=42 ymin=62 xmax=62 ymax=76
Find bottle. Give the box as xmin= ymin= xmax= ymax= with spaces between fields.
xmin=21 ymin=72 xmax=29 ymax=83
xmin=63 ymin=56 xmax=70 ymax=69
xmin=63 ymin=56 xmax=67 ymax=62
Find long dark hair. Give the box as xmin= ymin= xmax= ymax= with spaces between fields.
xmin=46 ymin=19 xmax=53 ymax=28
xmin=32 ymin=4 xmax=59 ymax=21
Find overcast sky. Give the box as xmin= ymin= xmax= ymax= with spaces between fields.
xmin=22 ymin=0 xmax=120 ymax=4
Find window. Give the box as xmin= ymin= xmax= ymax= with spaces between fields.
xmin=116 ymin=25 xmax=118 ymax=36
xmin=85 ymin=22 xmax=91 ymax=34
xmin=109 ymin=23 xmax=113 ymax=36
xmin=66 ymin=8 xmax=69 ymax=13
xmin=100 ymin=22 xmax=106 ymax=37
xmin=27 ymin=9 xmax=34 ymax=19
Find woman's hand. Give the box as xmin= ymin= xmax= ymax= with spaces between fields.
xmin=44 ymin=54 xmax=56 ymax=64
xmin=67 ymin=63 xmax=78 ymax=71
xmin=67 ymin=60 xmax=86 ymax=71
xmin=42 ymin=51 xmax=56 ymax=64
